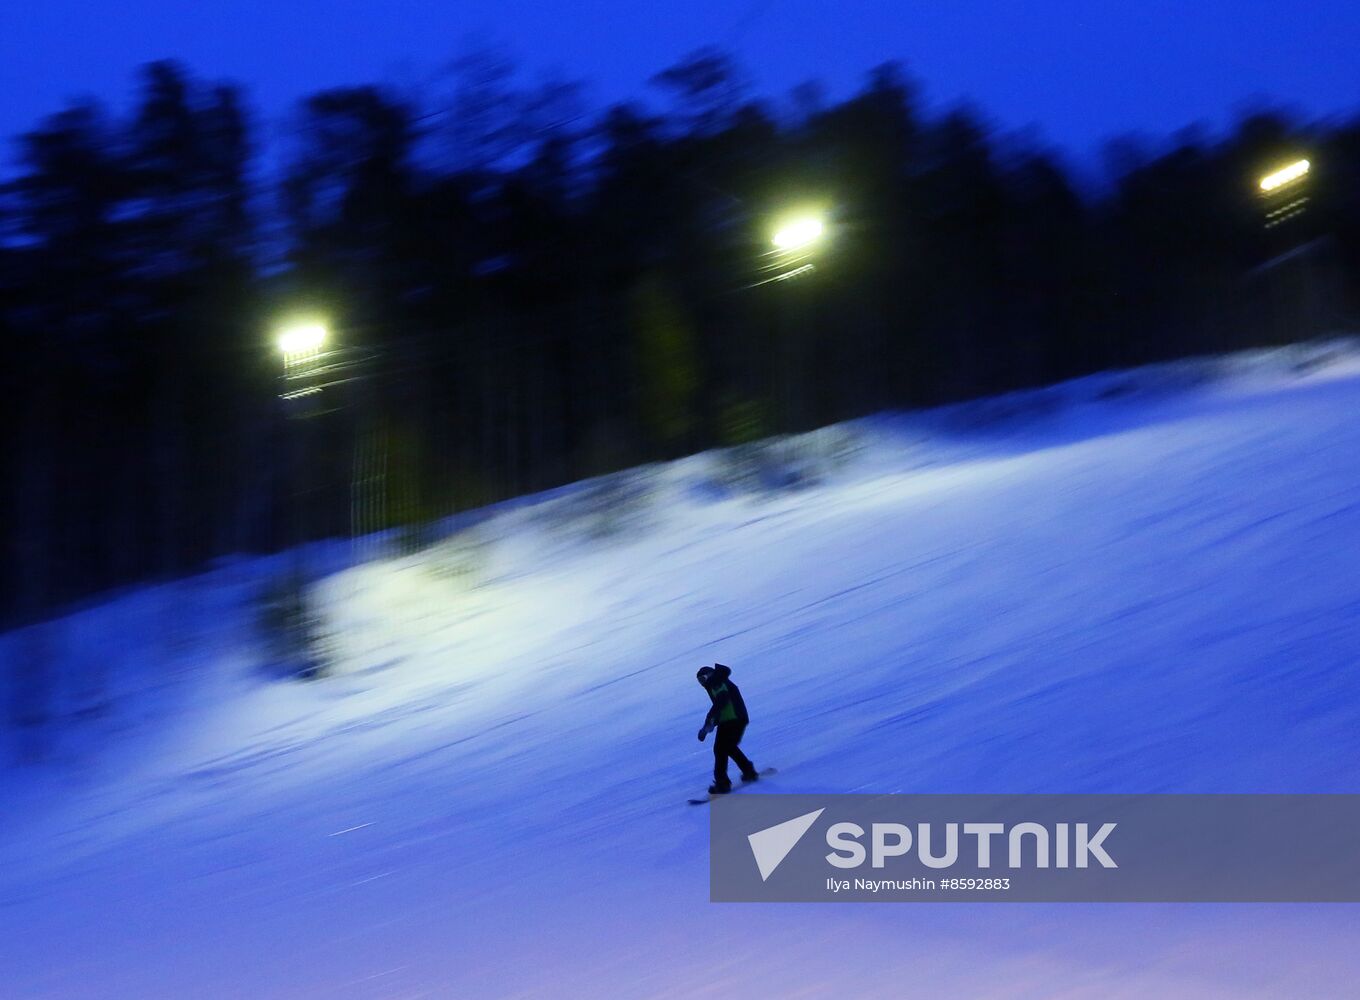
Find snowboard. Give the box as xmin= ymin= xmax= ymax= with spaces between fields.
xmin=688 ymin=767 xmax=777 ymax=805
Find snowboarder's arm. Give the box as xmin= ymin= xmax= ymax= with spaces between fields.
xmin=706 ymin=688 xmax=732 ymax=726
xmin=698 ymin=698 xmax=725 ymax=740
xmin=699 ymin=680 xmax=733 ymax=739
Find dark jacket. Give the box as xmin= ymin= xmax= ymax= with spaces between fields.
xmin=702 ymin=664 xmax=750 ymax=727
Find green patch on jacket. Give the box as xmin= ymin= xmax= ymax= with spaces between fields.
xmin=711 ymin=682 xmax=738 ymax=723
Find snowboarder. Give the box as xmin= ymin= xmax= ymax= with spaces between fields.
xmin=696 ymin=663 xmax=759 ymax=794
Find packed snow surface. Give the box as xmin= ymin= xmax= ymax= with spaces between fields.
xmin=4 ymin=344 xmax=1360 ymax=997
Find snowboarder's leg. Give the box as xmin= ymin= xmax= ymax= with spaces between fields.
xmin=712 ymin=725 xmax=735 ymax=790
xmin=714 ymin=722 xmax=755 ymax=788
xmin=727 ymin=723 xmax=757 ymax=780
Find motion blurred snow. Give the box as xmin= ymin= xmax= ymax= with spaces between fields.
xmin=3 ymin=341 xmax=1360 ymax=998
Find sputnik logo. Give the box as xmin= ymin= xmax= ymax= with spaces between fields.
xmin=747 ymin=808 xmax=825 ymax=881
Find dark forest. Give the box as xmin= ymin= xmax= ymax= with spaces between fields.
xmin=3 ymin=49 xmax=1356 ymax=626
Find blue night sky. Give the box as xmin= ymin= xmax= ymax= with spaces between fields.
xmin=4 ymin=0 xmax=1357 ymax=171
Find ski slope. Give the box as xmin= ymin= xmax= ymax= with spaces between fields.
xmin=4 ymin=343 xmax=1360 ymax=998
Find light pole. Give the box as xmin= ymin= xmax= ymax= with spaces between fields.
xmin=763 ymin=210 xmax=828 ymax=448
xmin=275 ymin=317 xmax=331 ymax=557
xmin=1255 ymin=157 xmax=1318 ymax=342
xmin=274 ymin=318 xmax=330 ymax=677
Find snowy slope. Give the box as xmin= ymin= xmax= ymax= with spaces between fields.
xmin=4 ymin=343 xmax=1360 ymax=998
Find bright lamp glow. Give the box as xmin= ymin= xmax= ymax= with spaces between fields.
xmin=277 ymin=322 xmax=328 ymax=358
xmin=1259 ymin=159 xmax=1310 ymax=192
xmin=772 ymin=216 xmax=825 ymax=252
